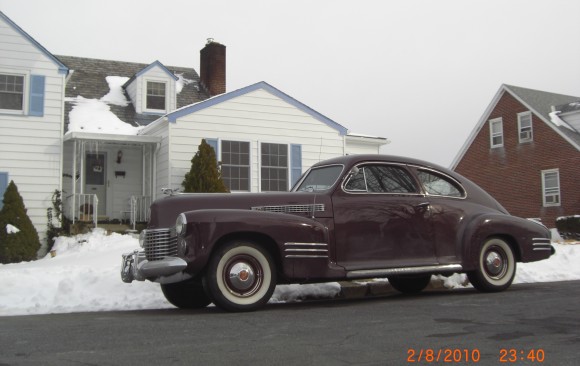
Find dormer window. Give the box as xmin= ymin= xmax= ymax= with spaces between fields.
xmin=518 ymin=111 xmax=533 ymax=143
xmin=146 ymin=81 xmax=166 ymax=111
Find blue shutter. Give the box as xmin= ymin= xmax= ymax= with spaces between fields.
xmin=0 ymin=173 xmax=8 ymax=210
xmin=205 ymin=138 xmax=219 ymax=159
xmin=29 ymin=75 xmax=45 ymax=116
xmin=290 ymin=144 xmax=302 ymax=186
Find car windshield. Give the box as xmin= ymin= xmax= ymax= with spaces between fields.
xmin=294 ymin=165 xmax=344 ymax=192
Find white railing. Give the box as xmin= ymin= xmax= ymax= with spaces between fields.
xmin=130 ymin=195 xmax=151 ymax=230
xmin=69 ymin=193 xmax=99 ymax=227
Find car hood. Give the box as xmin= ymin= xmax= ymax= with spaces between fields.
xmin=148 ymin=192 xmax=332 ymax=229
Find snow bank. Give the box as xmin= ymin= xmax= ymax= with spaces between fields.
xmin=0 ymin=229 xmax=578 ymax=317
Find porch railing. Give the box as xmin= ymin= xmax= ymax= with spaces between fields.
xmin=68 ymin=193 xmax=99 ymax=227
xmin=130 ymin=195 xmax=151 ymax=230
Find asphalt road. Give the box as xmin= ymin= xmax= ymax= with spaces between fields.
xmin=1 ymin=281 xmax=579 ymax=366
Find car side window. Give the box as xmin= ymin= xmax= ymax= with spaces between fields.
xmin=417 ymin=170 xmax=464 ymax=198
xmin=345 ymin=165 xmax=419 ymax=193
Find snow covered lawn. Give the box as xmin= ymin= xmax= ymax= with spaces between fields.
xmin=0 ymin=229 xmax=578 ymax=317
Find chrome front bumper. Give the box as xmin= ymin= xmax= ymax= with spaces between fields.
xmin=121 ymin=250 xmax=189 ymax=284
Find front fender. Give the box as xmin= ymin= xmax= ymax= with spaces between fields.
xmin=461 ymin=213 xmax=551 ymax=270
xmin=180 ymin=209 xmax=332 ymax=279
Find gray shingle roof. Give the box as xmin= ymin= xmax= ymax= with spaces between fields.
xmin=504 ymin=84 xmax=580 ymax=148
xmin=55 ymin=55 xmax=210 ymax=130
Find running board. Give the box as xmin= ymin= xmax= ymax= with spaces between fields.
xmin=346 ymin=264 xmax=463 ymax=279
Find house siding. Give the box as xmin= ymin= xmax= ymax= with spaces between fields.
xmin=164 ymin=88 xmax=346 ymax=192
xmin=455 ymin=91 xmax=579 ymax=226
xmin=144 ymin=119 xmax=169 ymax=199
xmin=0 ymin=16 xmax=65 ymax=246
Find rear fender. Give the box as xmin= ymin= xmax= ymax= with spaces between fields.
xmin=461 ymin=214 xmax=551 ymax=270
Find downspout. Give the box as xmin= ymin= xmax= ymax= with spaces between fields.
xmin=153 ymin=142 xmax=159 ymax=201
xmin=72 ymin=140 xmax=77 ymax=224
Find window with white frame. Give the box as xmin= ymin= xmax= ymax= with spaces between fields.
xmin=146 ymin=81 xmax=166 ymax=111
xmin=489 ymin=118 xmax=503 ymax=148
xmin=221 ymin=140 xmax=250 ymax=191
xmin=261 ymin=143 xmax=288 ymax=191
xmin=542 ymin=169 xmax=560 ymax=207
xmin=0 ymin=172 xmax=8 ymax=210
xmin=0 ymin=73 xmax=24 ymax=111
xmin=518 ymin=112 xmax=533 ymax=143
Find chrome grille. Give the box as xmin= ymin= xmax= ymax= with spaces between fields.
xmin=252 ymin=204 xmax=325 ymax=213
xmin=143 ymin=228 xmax=178 ymax=261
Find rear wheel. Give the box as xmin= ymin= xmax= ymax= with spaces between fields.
xmin=388 ymin=275 xmax=432 ymax=294
xmin=161 ymin=278 xmax=212 ymax=309
xmin=204 ymin=241 xmax=276 ymax=312
xmin=467 ymin=238 xmax=516 ymax=292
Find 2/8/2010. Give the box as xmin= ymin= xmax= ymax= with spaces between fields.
xmin=407 ymin=348 xmax=481 ymax=363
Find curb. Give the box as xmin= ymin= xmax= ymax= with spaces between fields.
xmin=337 ymin=278 xmax=450 ymax=299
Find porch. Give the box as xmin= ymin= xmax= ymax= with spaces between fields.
xmin=62 ymin=132 xmax=161 ymax=228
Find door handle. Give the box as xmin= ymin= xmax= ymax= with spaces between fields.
xmin=415 ymin=202 xmax=430 ymax=209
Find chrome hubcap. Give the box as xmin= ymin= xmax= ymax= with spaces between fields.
xmin=228 ymin=262 xmax=256 ymax=291
xmin=223 ymin=255 xmax=263 ymax=297
xmin=485 ymin=249 xmax=506 ymax=278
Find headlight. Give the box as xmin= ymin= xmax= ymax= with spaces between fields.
xmin=176 ymin=213 xmax=187 ymax=236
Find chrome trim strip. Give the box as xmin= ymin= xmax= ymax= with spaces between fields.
xmin=285 ymin=255 xmax=329 ymax=258
xmin=284 ymin=242 xmax=328 ymax=247
xmin=285 ymin=248 xmax=328 ymax=252
xmin=346 ymin=264 xmax=463 ymax=279
xmin=533 ymin=248 xmax=553 ymax=251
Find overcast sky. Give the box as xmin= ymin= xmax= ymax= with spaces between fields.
xmin=2 ymin=0 xmax=579 ymax=166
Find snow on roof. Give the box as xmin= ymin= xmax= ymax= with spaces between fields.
xmin=66 ymin=76 xmax=142 ymax=135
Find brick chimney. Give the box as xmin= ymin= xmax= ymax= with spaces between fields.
xmin=200 ymin=39 xmax=226 ymax=97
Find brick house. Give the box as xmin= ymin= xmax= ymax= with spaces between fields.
xmin=451 ymin=84 xmax=580 ymax=227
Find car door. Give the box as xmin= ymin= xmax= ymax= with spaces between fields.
xmin=413 ymin=167 xmax=467 ymax=265
xmin=332 ymin=163 xmax=437 ymax=270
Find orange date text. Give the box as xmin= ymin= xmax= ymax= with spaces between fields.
xmin=407 ymin=348 xmax=481 ymax=363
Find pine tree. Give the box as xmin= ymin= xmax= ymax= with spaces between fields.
xmin=182 ymin=139 xmax=229 ymax=193
xmin=0 ymin=181 xmax=41 ymax=264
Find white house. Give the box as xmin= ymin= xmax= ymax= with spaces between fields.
xmin=0 ymin=11 xmax=388 ymax=249
xmin=0 ymin=11 xmax=68 ymax=243
xmin=140 ymin=81 xmax=388 ymax=194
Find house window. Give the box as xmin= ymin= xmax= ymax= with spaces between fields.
xmin=261 ymin=143 xmax=288 ymax=192
xmin=0 ymin=74 xmax=24 ymax=111
xmin=542 ymin=169 xmax=560 ymax=207
xmin=489 ymin=118 xmax=503 ymax=148
xmin=0 ymin=172 xmax=8 ymax=210
xmin=518 ymin=112 xmax=533 ymax=143
xmin=221 ymin=140 xmax=250 ymax=191
xmin=146 ymin=81 xmax=166 ymax=110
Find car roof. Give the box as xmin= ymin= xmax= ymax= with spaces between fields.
xmin=313 ymin=154 xmax=451 ymax=173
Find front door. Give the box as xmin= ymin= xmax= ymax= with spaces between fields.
xmin=332 ymin=163 xmax=437 ymax=270
xmin=85 ymin=153 xmax=107 ymax=217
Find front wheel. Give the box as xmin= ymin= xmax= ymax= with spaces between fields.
xmin=204 ymin=241 xmax=276 ymax=312
xmin=388 ymin=275 xmax=432 ymax=294
xmin=161 ymin=278 xmax=212 ymax=309
xmin=467 ymin=238 xmax=516 ymax=292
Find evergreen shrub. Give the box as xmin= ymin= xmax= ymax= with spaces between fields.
xmin=182 ymin=139 xmax=229 ymax=193
xmin=0 ymin=181 xmax=40 ymax=263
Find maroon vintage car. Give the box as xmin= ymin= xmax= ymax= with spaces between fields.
xmin=121 ymin=154 xmax=554 ymax=311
